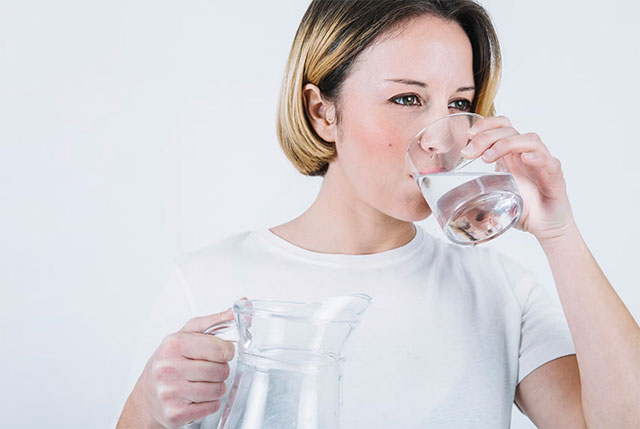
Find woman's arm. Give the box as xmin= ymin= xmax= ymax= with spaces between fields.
xmin=536 ymin=224 xmax=640 ymax=427
xmin=465 ymin=115 xmax=640 ymax=427
xmin=515 ymin=354 xmax=586 ymax=428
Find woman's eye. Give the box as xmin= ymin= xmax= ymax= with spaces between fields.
xmin=449 ymin=99 xmax=472 ymax=111
xmin=392 ymin=94 xmax=421 ymax=107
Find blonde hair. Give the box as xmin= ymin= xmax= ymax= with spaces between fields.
xmin=277 ymin=0 xmax=502 ymax=176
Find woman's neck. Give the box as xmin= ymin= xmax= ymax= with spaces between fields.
xmin=270 ymin=163 xmax=416 ymax=255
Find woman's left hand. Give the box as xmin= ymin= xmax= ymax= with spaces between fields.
xmin=461 ymin=115 xmax=576 ymax=243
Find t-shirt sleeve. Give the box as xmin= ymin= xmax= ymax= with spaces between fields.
xmin=512 ymin=270 xmax=576 ymax=384
xmin=111 ymin=264 xmax=196 ymax=427
xmin=130 ymin=264 xmax=197 ymax=383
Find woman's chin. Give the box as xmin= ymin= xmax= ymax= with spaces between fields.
xmin=387 ymin=198 xmax=432 ymax=222
xmin=408 ymin=208 xmax=432 ymax=222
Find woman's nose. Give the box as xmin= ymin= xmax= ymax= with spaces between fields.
xmin=417 ymin=110 xmax=472 ymax=155
xmin=418 ymin=121 xmax=455 ymax=154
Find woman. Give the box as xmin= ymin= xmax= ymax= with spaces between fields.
xmin=118 ymin=1 xmax=640 ymax=428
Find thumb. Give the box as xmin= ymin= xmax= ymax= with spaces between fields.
xmin=180 ymin=297 xmax=249 ymax=333
xmin=181 ymin=307 xmax=234 ymax=333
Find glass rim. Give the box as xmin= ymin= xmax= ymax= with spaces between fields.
xmin=406 ymin=112 xmax=486 ymax=178
xmin=232 ymin=294 xmax=373 ymax=324
xmin=413 ymin=112 xmax=484 ymax=142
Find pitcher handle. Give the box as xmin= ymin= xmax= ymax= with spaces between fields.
xmin=203 ymin=317 xmax=238 ymax=343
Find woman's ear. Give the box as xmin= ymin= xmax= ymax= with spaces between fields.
xmin=303 ymin=83 xmax=337 ymax=142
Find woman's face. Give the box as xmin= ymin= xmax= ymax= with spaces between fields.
xmin=331 ymin=15 xmax=475 ymax=222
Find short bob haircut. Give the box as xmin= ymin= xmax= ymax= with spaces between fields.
xmin=277 ymin=0 xmax=502 ymax=177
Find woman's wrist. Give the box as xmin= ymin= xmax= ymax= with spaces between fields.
xmin=536 ymin=220 xmax=583 ymax=256
xmin=117 ymin=382 xmax=163 ymax=429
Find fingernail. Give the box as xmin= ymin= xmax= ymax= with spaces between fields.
xmin=482 ymin=148 xmax=495 ymax=160
xmin=460 ymin=144 xmax=474 ymax=157
xmin=466 ymin=127 xmax=477 ymax=136
xmin=523 ymin=151 xmax=540 ymax=160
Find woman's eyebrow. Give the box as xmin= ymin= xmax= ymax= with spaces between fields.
xmin=384 ymin=78 xmax=475 ymax=92
xmin=385 ymin=78 xmax=428 ymax=88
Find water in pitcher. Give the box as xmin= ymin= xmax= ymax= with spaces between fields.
xmin=418 ymin=171 xmax=522 ymax=245
xmin=218 ymin=348 xmax=343 ymax=429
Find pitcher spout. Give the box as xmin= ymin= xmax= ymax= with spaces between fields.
xmin=304 ymin=293 xmax=372 ymax=324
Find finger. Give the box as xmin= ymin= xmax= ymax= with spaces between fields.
xmin=182 ymin=332 xmax=235 ymax=362
xmin=466 ymin=115 xmax=513 ymax=135
xmin=182 ymin=381 xmax=227 ymax=403
xmin=543 ymin=156 xmax=563 ymax=177
xmin=181 ymin=359 xmax=230 ymax=382
xmin=163 ymin=400 xmax=221 ymax=427
xmin=522 ymin=152 xmax=564 ymax=180
xmin=520 ymin=151 xmax=547 ymax=165
xmin=522 ymin=153 xmax=567 ymax=198
xmin=481 ymin=132 xmax=550 ymax=163
xmin=163 ymin=332 xmax=235 ymax=362
xmin=182 ymin=308 xmax=234 ymax=333
xmin=461 ymin=126 xmax=519 ymax=159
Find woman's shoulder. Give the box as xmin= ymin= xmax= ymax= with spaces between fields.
xmin=172 ymin=230 xmax=265 ymax=275
xmin=424 ymin=229 xmax=532 ymax=288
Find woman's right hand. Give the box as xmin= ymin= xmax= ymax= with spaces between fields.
xmin=118 ymin=308 xmax=236 ymax=429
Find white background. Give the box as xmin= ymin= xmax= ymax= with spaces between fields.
xmin=1 ymin=0 xmax=639 ymax=427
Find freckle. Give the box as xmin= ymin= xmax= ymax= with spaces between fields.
xmin=388 ymin=144 xmax=392 ymax=147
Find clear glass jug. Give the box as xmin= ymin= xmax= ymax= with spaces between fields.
xmin=203 ymin=294 xmax=372 ymax=429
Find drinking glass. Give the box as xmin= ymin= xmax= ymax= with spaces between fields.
xmin=406 ymin=112 xmax=523 ymax=245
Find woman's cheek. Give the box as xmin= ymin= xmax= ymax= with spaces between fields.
xmin=353 ymin=118 xmax=405 ymax=161
xmin=338 ymin=125 xmax=381 ymax=170
xmin=338 ymin=105 xmax=413 ymax=186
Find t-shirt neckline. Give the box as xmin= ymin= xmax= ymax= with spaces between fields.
xmin=255 ymin=224 xmax=426 ymax=266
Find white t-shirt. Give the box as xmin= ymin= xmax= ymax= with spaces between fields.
xmin=122 ymin=224 xmax=575 ymax=428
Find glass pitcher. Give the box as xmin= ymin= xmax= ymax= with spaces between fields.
xmin=203 ymin=294 xmax=372 ymax=429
